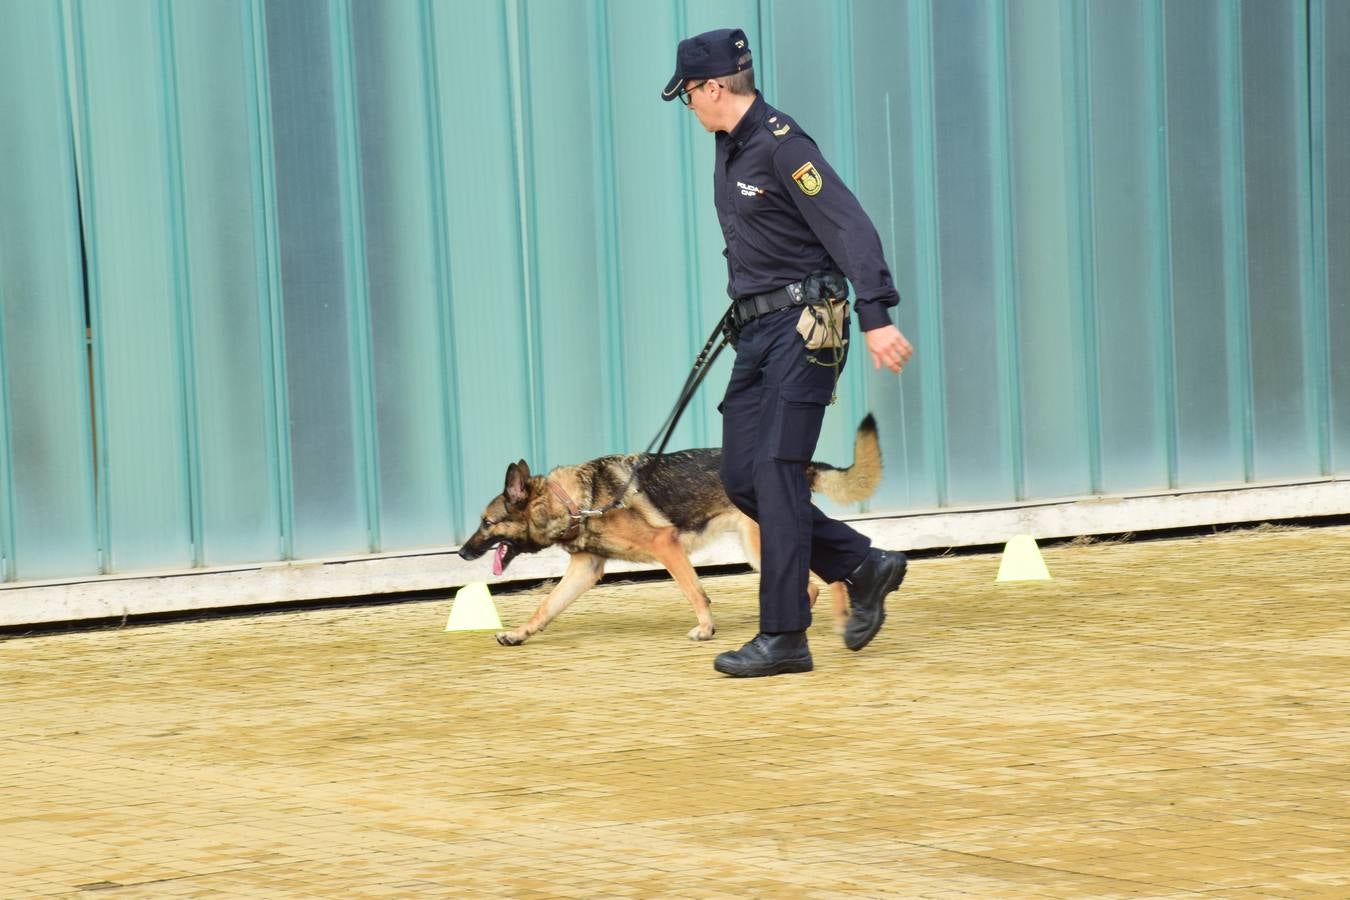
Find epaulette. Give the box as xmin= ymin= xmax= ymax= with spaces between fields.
xmin=764 ymin=113 xmax=793 ymax=139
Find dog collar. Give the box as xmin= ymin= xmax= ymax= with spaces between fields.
xmin=548 ymin=479 xmax=617 ymax=541
xmin=547 ymin=480 xmax=586 ymax=541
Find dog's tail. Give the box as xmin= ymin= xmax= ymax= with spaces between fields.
xmin=808 ymin=414 xmax=882 ymax=505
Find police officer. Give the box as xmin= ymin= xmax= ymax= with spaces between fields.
xmin=662 ymin=28 xmax=914 ymax=677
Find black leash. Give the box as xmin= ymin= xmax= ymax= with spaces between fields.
xmin=572 ymin=303 xmax=734 ymax=518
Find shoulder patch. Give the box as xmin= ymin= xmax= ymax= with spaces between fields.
xmin=791 ymin=161 xmax=823 ymax=196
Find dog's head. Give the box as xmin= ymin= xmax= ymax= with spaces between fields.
xmin=458 ymin=459 xmax=549 ymax=575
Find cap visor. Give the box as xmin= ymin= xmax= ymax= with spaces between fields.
xmin=661 ymin=72 xmax=684 ymax=101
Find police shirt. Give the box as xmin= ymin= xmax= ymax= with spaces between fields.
xmin=714 ymin=91 xmax=900 ymax=332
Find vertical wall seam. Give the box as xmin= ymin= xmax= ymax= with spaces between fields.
xmin=1220 ymin=0 xmax=1255 ymax=482
xmin=1150 ymin=0 xmax=1180 ymax=489
xmin=990 ymin=1 xmax=1024 ymax=501
xmin=506 ymin=0 xmax=546 ymax=467
xmin=66 ymin=0 xmax=112 ymax=573
xmin=0 ymin=254 xmax=14 ymax=581
xmin=1305 ymin=0 xmax=1331 ymax=474
xmin=910 ymin=0 xmax=947 ymax=507
xmin=883 ymin=93 xmax=910 ymax=508
xmin=591 ymin=0 xmax=627 ymax=453
xmin=56 ymin=0 xmax=101 ymax=574
xmin=418 ymin=0 xmax=466 ymax=539
xmin=835 ymin=0 xmax=867 ymax=455
xmin=329 ymin=0 xmax=381 ymax=551
xmin=1066 ymin=0 xmax=1102 ymax=494
xmin=157 ymin=0 xmax=204 ymax=567
xmin=675 ymin=0 xmax=706 ymax=449
xmin=244 ymin=0 xmax=292 ymax=560
xmin=758 ymin=0 xmax=776 ymax=102
xmin=834 ymin=1 xmax=857 ymax=183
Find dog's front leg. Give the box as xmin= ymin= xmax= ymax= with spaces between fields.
xmin=496 ymin=552 xmax=606 ymax=646
xmin=647 ymin=529 xmax=716 ymax=641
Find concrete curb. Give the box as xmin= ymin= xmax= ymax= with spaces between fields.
xmin=2 ymin=477 xmax=1345 ymax=627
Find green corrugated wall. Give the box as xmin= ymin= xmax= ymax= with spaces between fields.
xmin=1 ymin=0 xmax=1347 ymax=583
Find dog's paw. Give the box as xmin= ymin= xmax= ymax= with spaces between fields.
xmin=495 ymin=631 xmax=526 ymax=646
xmin=687 ymin=624 xmax=716 ymax=641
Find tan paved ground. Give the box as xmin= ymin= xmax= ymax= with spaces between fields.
xmin=3 ymin=525 xmax=1349 ymax=898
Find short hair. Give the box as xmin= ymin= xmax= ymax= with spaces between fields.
xmin=720 ymin=55 xmax=755 ymax=95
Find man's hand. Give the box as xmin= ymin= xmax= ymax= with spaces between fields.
xmin=864 ymin=324 xmax=914 ymax=374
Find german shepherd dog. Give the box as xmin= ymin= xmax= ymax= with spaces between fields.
xmin=458 ymin=415 xmax=882 ymax=646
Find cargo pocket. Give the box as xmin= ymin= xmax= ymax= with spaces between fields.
xmin=771 ymin=382 xmax=833 ymax=461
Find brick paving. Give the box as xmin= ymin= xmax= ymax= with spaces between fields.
xmin=2 ymin=525 xmax=1348 ymax=897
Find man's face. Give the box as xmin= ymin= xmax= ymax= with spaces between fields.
xmin=683 ymin=79 xmax=718 ymax=132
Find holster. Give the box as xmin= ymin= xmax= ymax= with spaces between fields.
xmin=795 ymin=270 xmax=850 ymax=350
xmin=802 ymin=270 xmax=848 ymax=303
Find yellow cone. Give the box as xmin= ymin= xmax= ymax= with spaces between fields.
xmin=996 ymin=535 xmax=1052 ymax=582
xmin=444 ymin=582 xmax=503 ymax=631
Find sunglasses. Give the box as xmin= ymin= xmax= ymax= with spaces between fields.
xmin=678 ymin=80 xmax=709 ymax=106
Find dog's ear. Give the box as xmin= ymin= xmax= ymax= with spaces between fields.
xmin=504 ymin=460 xmax=531 ymax=507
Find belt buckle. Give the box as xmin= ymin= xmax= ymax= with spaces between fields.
xmin=786 ymin=282 xmax=804 ymax=305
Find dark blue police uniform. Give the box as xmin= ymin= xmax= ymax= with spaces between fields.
xmin=664 ymin=28 xmax=909 ymax=676
xmin=714 ymin=91 xmax=897 ymax=635
xmin=713 ymin=92 xmax=901 ymax=334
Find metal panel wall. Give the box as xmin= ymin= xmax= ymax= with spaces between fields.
xmin=0 ymin=0 xmax=1344 ymax=584
xmin=171 ymin=0 xmax=286 ymax=567
xmin=1317 ymin=0 xmax=1350 ymax=474
xmin=0 ymin=1 xmax=100 ymax=581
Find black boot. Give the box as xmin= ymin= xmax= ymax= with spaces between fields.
xmin=713 ymin=631 xmax=813 ymax=677
xmin=843 ymin=549 xmax=908 ymax=651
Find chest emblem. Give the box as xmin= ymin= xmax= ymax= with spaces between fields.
xmin=792 ymin=161 xmax=823 ymax=197
xmin=736 ymin=181 xmax=764 ymax=197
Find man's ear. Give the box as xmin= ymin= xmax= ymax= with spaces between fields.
xmin=504 ymin=459 xmax=531 ymax=508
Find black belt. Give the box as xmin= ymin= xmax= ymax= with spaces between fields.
xmin=732 ymin=282 xmax=807 ymax=328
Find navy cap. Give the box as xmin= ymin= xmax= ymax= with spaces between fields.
xmin=661 ymin=28 xmax=752 ymax=101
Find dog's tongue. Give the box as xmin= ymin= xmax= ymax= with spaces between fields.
xmin=493 ymin=543 xmax=506 ymax=576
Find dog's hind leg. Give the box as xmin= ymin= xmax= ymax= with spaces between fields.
xmin=830 ymin=580 xmax=849 ymax=634
xmin=496 ymin=552 xmax=605 ymax=646
xmin=737 ymin=516 xmax=761 ymax=571
xmin=647 ymin=528 xmax=717 ymax=641
xmin=742 ymin=512 xmax=847 ymax=632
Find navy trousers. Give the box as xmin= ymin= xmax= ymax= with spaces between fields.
xmin=719 ymin=306 xmax=871 ymax=633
